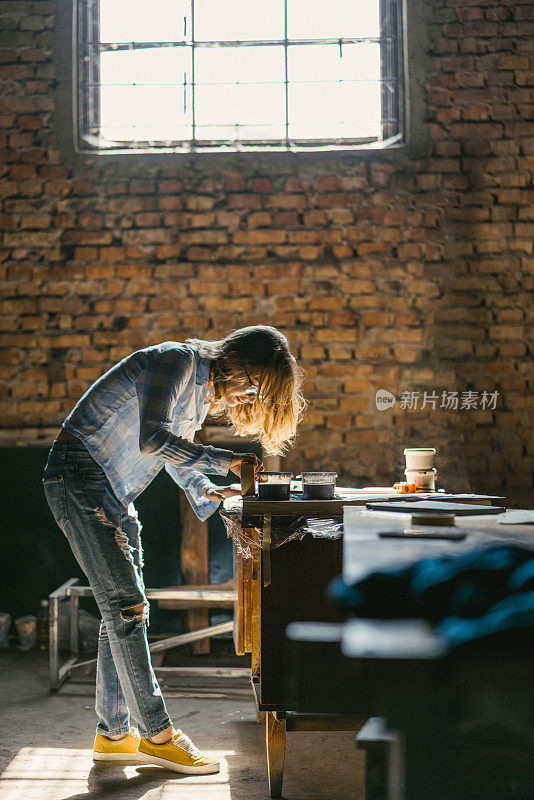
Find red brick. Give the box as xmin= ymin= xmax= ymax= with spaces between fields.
xmin=233 ymin=229 xmax=286 ymax=245
xmin=228 ymin=194 xmax=262 ymax=210
xmin=267 ymin=194 xmax=306 ymax=210
xmin=136 ymin=213 xmax=161 ymax=227
xmin=325 ymin=414 xmax=352 ymax=429
xmin=253 ymin=178 xmax=271 ymax=192
xmin=159 ymin=196 xmax=184 ymax=211
xmin=16 ymin=115 xmax=42 ymax=130
xmin=158 ymin=179 xmax=182 ymax=193
xmin=74 ymin=247 xmax=98 ymax=260
xmin=332 ymin=245 xmax=354 ymax=259
xmin=360 ymin=311 xmax=390 ymax=327
xmin=9 ymin=164 xmax=36 ymax=179
xmin=285 ymin=178 xmax=309 ymax=192
xmin=186 ymin=195 xmax=216 ymax=211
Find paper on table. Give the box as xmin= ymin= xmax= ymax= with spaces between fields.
xmin=336 ymin=486 xmax=397 ymax=494
xmin=498 ymin=509 xmax=534 ymax=524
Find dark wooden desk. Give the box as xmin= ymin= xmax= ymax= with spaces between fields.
xmin=287 ymin=506 xmax=534 ymax=800
xmin=227 ymin=493 xmax=506 ymax=797
xmin=231 ymin=511 xmax=362 ymax=798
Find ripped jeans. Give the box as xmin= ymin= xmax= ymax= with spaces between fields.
xmin=43 ymin=440 xmax=172 ymax=738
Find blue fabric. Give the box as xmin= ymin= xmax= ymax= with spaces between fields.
xmin=62 ymin=341 xmax=234 ymax=520
xmin=330 ymin=545 xmax=534 ymax=650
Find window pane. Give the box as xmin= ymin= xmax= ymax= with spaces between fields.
xmin=195 ymin=46 xmax=285 ymax=140
xmin=99 ymin=49 xmax=192 ymax=141
xmin=195 ymin=83 xmax=286 ymax=141
xmin=288 ymin=42 xmax=380 ymax=83
xmin=288 ymin=82 xmax=381 ymax=140
xmin=288 ymin=44 xmax=381 ymax=140
xmin=287 ymin=0 xmax=380 ymax=39
xmin=195 ymin=45 xmax=285 ymax=85
xmin=100 ymin=0 xmax=191 ymax=43
xmin=194 ymin=0 xmax=284 ymax=41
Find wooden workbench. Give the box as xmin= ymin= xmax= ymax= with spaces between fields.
xmin=225 ymin=492 xmax=507 ymax=798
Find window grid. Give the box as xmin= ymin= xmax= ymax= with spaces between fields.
xmin=77 ymin=0 xmax=404 ymax=151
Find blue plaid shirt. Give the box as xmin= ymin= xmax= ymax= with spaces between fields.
xmin=63 ymin=342 xmax=234 ymax=520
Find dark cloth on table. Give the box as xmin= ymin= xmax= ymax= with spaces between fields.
xmin=329 ymin=545 xmax=534 ymax=649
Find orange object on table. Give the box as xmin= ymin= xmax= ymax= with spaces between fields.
xmin=394 ymin=482 xmax=417 ymax=493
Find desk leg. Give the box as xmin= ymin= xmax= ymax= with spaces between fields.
xmin=266 ymin=711 xmax=286 ymax=798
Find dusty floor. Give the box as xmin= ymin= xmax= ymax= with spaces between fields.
xmin=0 ymin=650 xmax=365 ymax=800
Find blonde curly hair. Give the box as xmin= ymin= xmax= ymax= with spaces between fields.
xmin=187 ymin=325 xmax=306 ymax=455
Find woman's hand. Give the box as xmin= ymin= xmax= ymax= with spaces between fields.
xmin=203 ymin=486 xmax=242 ymax=502
xmin=229 ymin=453 xmax=263 ymax=478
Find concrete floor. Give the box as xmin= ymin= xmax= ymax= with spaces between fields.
xmin=0 ymin=650 xmax=365 ymax=800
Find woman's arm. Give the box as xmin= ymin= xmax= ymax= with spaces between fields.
xmin=165 ymin=464 xmax=239 ymax=520
xmin=136 ymin=347 xmax=233 ymax=476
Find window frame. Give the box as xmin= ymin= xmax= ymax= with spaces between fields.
xmin=53 ymin=0 xmax=429 ymax=165
xmin=78 ymin=0 xmax=403 ymax=152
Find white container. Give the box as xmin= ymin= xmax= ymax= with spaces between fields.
xmin=405 ymin=468 xmax=437 ymax=490
xmin=404 ymin=448 xmax=436 ymax=471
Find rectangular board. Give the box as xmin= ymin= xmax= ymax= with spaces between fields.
xmin=365 ymin=501 xmax=506 ymax=515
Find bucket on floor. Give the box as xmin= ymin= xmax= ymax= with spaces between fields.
xmin=15 ymin=615 xmax=37 ymax=652
xmin=301 ymin=472 xmax=338 ymax=500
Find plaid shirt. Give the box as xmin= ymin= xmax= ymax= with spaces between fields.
xmin=63 ymin=342 xmax=234 ymax=520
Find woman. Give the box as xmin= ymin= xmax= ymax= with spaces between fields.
xmin=43 ymin=324 xmax=304 ymax=773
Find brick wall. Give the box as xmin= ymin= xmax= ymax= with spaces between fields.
xmin=1 ymin=1 xmax=533 ymax=505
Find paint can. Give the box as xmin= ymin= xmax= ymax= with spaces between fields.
xmin=404 ymin=448 xmax=436 ymax=471
xmin=405 ymin=468 xmax=437 ymax=491
xmin=301 ymin=472 xmax=338 ymax=500
xmin=257 ymin=472 xmax=293 ymax=500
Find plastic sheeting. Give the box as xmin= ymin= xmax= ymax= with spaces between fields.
xmin=220 ymin=508 xmax=343 ymax=559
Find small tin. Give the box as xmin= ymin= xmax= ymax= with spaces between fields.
xmin=257 ymin=472 xmax=293 ymax=500
xmin=301 ymin=472 xmax=338 ymax=500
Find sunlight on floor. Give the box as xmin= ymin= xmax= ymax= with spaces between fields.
xmin=0 ymin=747 xmax=236 ymax=799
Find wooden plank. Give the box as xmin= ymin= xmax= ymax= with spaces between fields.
xmin=149 ymin=621 xmax=233 ymax=652
xmin=234 ymin=492 xmax=507 ymax=517
xmin=157 ymin=580 xmax=235 ymax=609
xmin=233 ymin=543 xmax=245 ymax=656
xmin=251 ymin=529 xmax=262 ymax=676
xmin=284 ymin=712 xmax=365 ymax=732
xmin=232 ymin=537 xmax=256 ymax=656
xmin=266 ymin=711 xmax=286 ymax=798
xmin=180 ymin=497 xmax=210 ymax=654
xmin=243 ymin=554 xmax=253 ymax=652
xmin=241 ymin=462 xmax=258 ymax=656
xmin=240 ymin=460 xmax=256 ymax=497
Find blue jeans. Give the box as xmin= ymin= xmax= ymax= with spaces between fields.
xmin=43 ymin=440 xmax=172 ymax=738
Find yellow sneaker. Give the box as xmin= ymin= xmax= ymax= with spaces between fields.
xmin=137 ymin=728 xmax=220 ymax=774
xmin=93 ymin=727 xmax=142 ymax=762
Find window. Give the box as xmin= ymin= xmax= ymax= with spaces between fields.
xmin=76 ymin=0 xmax=404 ymax=153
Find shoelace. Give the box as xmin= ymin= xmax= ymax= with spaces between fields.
xmin=172 ymin=731 xmax=203 ymax=760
